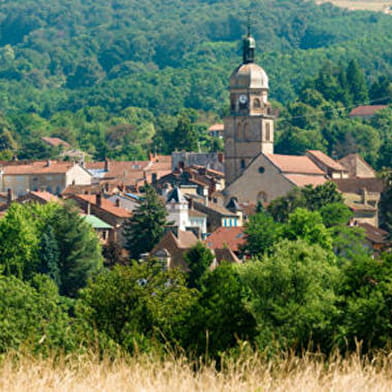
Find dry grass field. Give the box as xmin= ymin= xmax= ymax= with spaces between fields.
xmin=315 ymin=0 xmax=392 ymax=12
xmin=1 ymin=352 xmax=392 ymax=392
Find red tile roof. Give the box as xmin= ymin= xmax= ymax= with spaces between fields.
xmin=205 ymin=227 xmax=245 ymax=252
xmin=86 ymin=158 xmax=172 ymax=185
xmin=29 ymin=191 xmax=60 ymax=203
xmin=208 ymin=123 xmax=224 ymax=132
xmin=41 ymin=137 xmax=71 ymax=149
xmin=264 ymin=153 xmax=325 ymax=175
xmin=72 ymin=194 xmax=132 ymax=218
xmin=306 ymin=150 xmax=346 ymax=172
xmin=349 ymin=105 xmax=388 ymax=117
xmin=333 ymin=178 xmax=384 ymax=194
xmin=284 ymin=174 xmax=328 ymax=187
xmin=2 ymin=161 xmax=75 ymax=175
xmin=357 ymin=222 xmax=389 ymax=244
xmin=150 ymin=230 xmax=199 ymax=270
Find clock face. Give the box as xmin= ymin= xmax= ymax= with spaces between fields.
xmin=239 ymin=94 xmax=248 ymax=104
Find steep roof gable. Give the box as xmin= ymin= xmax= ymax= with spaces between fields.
xmin=306 ymin=150 xmax=346 ymax=172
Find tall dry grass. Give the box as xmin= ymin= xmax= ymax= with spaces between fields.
xmin=1 ymin=351 xmax=392 ymax=392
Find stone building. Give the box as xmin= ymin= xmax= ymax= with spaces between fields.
xmin=224 ymin=29 xmax=275 ymax=185
xmin=0 ymin=160 xmax=92 ymax=197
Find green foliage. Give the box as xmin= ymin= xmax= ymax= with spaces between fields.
xmin=282 ymin=208 xmax=333 ymax=252
xmin=49 ymin=202 xmax=103 ymax=297
xmin=302 ymin=182 xmax=343 ymax=210
xmin=337 ymin=251 xmax=392 ymax=351
xmin=77 ymin=262 xmax=197 ymax=352
xmin=240 ymin=239 xmax=339 ymax=352
xmin=267 ymin=182 xmax=343 ymax=223
xmin=242 ymin=211 xmax=281 ymax=257
xmin=0 ymin=203 xmax=40 ymax=279
xmin=0 ymin=201 xmax=103 ymax=297
xmin=319 ymin=202 xmax=353 ymax=228
xmin=0 ymin=274 xmax=76 ymax=354
xmin=379 ymin=170 xmax=392 ymax=233
xmin=184 ymin=242 xmax=214 ymax=289
xmin=185 ymin=263 xmax=256 ymax=358
xmin=38 ymin=225 xmax=61 ymax=287
xmin=124 ymin=184 xmax=168 ymax=259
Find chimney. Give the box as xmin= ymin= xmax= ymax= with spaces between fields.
xmin=7 ymin=188 xmax=12 ymax=205
xmin=361 ymin=187 xmax=368 ymax=204
xmin=104 ymin=159 xmax=110 ymax=172
xmin=115 ymin=198 xmax=120 ymax=207
xmin=96 ymin=193 xmax=102 ymax=207
xmin=87 ymin=202 xmax=91 ymax=215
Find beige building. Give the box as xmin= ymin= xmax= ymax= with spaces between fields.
xmin=224 ymin=152 xmax=327 ymax=204
xmin=0 ymin=160 xmax=92 ymax=196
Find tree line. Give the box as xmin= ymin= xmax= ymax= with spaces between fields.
xmin=1 ymin=182 xmax=392 ymax=359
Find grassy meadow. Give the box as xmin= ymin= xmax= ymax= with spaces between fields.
xmin=1 ymin=352 xmax=392 ymax=392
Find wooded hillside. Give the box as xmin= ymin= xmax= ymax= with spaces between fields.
xmin=0 ymin=0 xmax=392 ymax=115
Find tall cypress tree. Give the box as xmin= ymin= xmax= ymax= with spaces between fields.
xmin=51 ymin=202 xmax=103 ymax=297
xmin=38 ymin=225 xmax=61 ymax=287
xmin=123 ymin=184 xmax=168 ymax=259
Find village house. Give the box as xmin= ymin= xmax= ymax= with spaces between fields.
xmin=67 ymin=193 xmax=131 ymax=244
xmin=0 ymin=160 xmax=92 ymax=197
xmin=150 ymin=229 xmax=241 ymax=271
xmin=349 ymin=105 xmax=388 ymax=120
xmin=164 ymin=187 xmax=207 ymax=238
xmin=85 ymin=154 xmax=172 ymax=191
xmin=204 ymin=226 xmax=245 ymax=261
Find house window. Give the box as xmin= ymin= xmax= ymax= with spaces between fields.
xmin=258 ymin=166 xmax=265 ymax=174
xmin=254 ymin=98 xmax=261 ymax=108
xmin=240 ymin=159 xmax=246 ymax=169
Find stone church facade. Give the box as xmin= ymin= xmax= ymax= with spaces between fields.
xmin=222 ymin=31 xmax=381 ymax=229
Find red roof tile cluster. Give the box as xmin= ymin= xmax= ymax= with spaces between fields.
xmin=349 ymin=105 xmax=388 ymax=117
xmin=264 ymin=153 xmax=325 ymax=175
xmin=72 ymin=194 xmax=132 ymax=218
xmin=284 ymin=174 xmax=327 ymax=187
xmin=29 ymin=191 xmax=60 ymax=203
xmin=306 ymin=150 xmax=346 ymax=172
xmin=151 ymin=230 xmax=199 ymax=270
xmin=208 ymin=123 xmax=224 ymax=132
xmin=86 ymin=157 xmax=172 ymax=186
xmin=357 ymin=222 xmax=389 ymax=244
xmin=2 ymin=161 xmax=75 ymax=175
xmin=333 ymin=178 xmax=384 ymax=194
xmin=205 ymin=227 xmax=245 ymax=252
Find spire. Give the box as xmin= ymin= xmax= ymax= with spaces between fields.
xmin=243 ymin=13 xmax=255 ymax=64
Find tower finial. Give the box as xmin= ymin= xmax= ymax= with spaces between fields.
xmin=243 ymin=12 xmax=255 ymax=64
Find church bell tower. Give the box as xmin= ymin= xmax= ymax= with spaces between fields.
xmin=224 ymin=27 xmax=275 ymax=185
